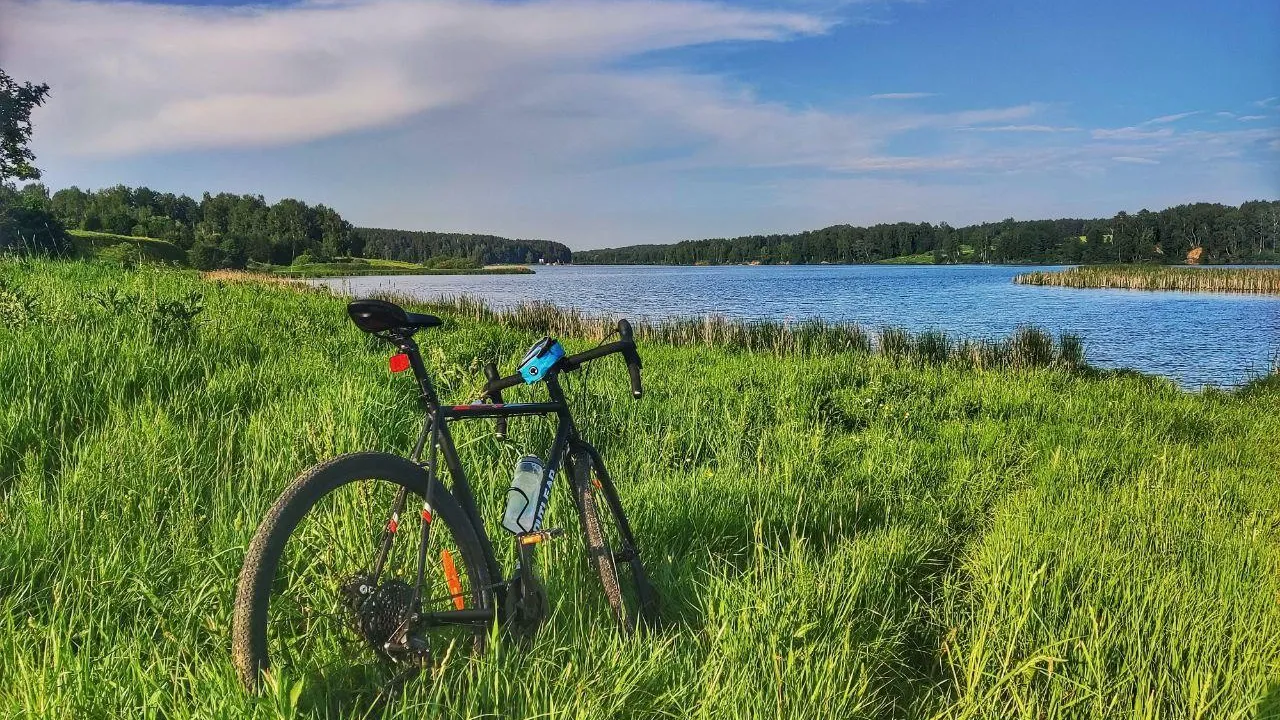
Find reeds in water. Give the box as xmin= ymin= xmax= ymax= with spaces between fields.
xmin=1014 ymin=265 xmax=1280 ymax=294
xmin=417 ymin=295 xmax=1087 ymax=371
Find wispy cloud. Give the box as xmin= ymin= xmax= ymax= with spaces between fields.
xmin=1113 ymin=156 xmax=1160 ymax=165
xmin=1142 ymin=111 xmax=1200 ymax=125
xmin=956 ymin=124 xmax=1079 ymax=133
xmin=869 ymin=92 xmax=936 ymax=100
xmin=1092 ymin=126 xmax=1175 ymax=140
xmin=1256 ymin=97 xmax=1279 ymax=108
xmin=1238 ymin=115 xmax=1267 ymax=122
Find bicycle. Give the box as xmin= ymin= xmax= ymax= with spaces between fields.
xmin=231 ymin=299 xmax=659 ymax=696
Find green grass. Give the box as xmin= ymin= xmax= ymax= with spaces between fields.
xmin=1015 ymin=265 xmax=1280 ymax=294
xmin=2 ymin=259 xmax=1279 ymax=718
xmin=68 ymin=229 xmax=189 ymax=265
xmin=876 ymin=245 xmax=977 ymax=265
xmin=875 ymin=251 xmax=937 ymax=265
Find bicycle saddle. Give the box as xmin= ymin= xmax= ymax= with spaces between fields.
xmin=347 ymin=299 xmax=442 ymax=334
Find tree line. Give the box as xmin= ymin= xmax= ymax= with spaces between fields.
xmin=6 ymin=182 xmax=572 ymax=269
xmin=575 ymin=200 xmax=1280 ymax=266
xmin=358 ymin=227 xmax=572 ymax=266
xmin=37 ymin=184 xmax=359 ymax=269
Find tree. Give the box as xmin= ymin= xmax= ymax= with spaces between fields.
xmin=0 ymin=68 xmax=50 ymax=183
xmin=0 ymin=70 xmax=67 ymax=256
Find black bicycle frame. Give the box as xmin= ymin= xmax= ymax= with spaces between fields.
xmin=388 ymin=333 xmax=594 ymax=628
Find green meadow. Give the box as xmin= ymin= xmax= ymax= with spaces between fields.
xmin=1 ymin=259 xmax=1278 ymax=718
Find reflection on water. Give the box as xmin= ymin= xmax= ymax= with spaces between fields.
xmin=309 ymin=264 xmax=1280 ymax=388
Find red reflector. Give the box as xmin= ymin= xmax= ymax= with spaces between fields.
xmin=421 ymin=509 xmax=433 ymax=523
xmin=389 ymin=354 xmax=411 ymax=373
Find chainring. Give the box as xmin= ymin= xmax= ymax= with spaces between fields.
xmin=503 ymin=575 xmax=549 ymax=643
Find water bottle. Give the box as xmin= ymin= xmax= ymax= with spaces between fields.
xmin=502 ymin=455 xmax=545 ymax=534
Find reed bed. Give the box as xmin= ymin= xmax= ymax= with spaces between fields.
xmin=1015 ymin=265 xmax=1280 ymax=294
xmin=419 ymin=296 xmax=1088 ymax=370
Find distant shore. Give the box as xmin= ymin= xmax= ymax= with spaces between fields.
xmin=260 ymin=261 xmax=533 ymax=278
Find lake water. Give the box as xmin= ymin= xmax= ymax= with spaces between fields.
xmin=310 ymin=265 xmax=1280 ymax=388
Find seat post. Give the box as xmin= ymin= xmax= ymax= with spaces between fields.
xmin=393 ymin=334 xmax=440 ymax=407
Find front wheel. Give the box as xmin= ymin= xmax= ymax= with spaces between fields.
xmin=232 ymin=452 xmax=493 ymax=700
xmin=570 ymin=448 xmax=659 ymax=632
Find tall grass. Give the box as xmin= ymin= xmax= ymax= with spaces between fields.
xmin=1015 ymin=265 xmax=1280 ymax=294
xmin=1 ymin=259 xmax=1278 ymax=718
xmin=419 ymin=296 xmax=1087 ymax=370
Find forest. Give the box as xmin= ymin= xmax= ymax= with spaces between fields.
xmin=2 ymin=183 xmax=571 ymax=269
xmin=358 ymin=227 xmax=573 ymax=266
xmin=575 ymin=200 xmax=1280 ymax=266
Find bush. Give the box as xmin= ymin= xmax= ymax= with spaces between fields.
xmin=0 ymin=202 xmax=72 ymax=257
xmin=422 ymin=256 xmax=479 ymax=270
xmin=291 ymin=253 xmax=314 ymax=266
xmin=187 ymin=240 xmax=223 ymax=271
xmin=97 ymin=242 xmax=145 ymax=269
xmin=0 ymin=279 xmax=37 ymax=326
xmin=187 ymin=237 xmax=246 ymax=271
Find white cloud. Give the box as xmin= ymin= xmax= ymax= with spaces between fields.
xmin=1237 ymin=115 xmax=1267 ymax=122
xmin=0 ymin=0 xmax=1048 ymax=176
xmin=1112 ymin=156 xmax=1159 ymax=165
xmin=869 ymin=92 xmax=936 ymax=100
xmin=1 ymin=0 xmax=830 ymax=155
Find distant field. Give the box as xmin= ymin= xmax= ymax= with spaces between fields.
xmin=875 ymin=245 xmax=976 ymax=265
xmin=68 ymin=229 xmax=188 ymax=265
xmin=1016 ymin=265 xmax=1280 ymax=294
xmin=875 ymin=251 xmax=936 ymax=265
xmin=259 ymin=258 xmax=533 ymax=277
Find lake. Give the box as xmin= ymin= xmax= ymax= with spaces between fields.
xmin=309 ymin=264 xmax=1280 ymax=388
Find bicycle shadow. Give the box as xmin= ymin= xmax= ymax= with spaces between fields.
xmin=634 ymin=485 xmax=895 ymax=627
xmin=1257 ymin=683 xmax=1280 ymax=719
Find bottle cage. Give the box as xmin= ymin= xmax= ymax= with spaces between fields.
xmin=518 ymin=337 xmax=565 ymax=384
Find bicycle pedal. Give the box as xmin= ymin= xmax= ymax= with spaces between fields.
xmin=518 ymin=528 xmax=564 ymax=545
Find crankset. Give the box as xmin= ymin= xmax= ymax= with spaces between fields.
xmin=502 ymin=529 xmax=561 ymax=642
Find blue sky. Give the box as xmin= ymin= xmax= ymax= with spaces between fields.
xmin=2 ymin=0 xmax=1277 ymax=248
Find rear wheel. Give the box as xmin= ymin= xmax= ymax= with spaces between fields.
xmin=232 ymin=452 xmax=493 ymax=703
xmin=570 ymin=449 xmax=659 ymax=632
